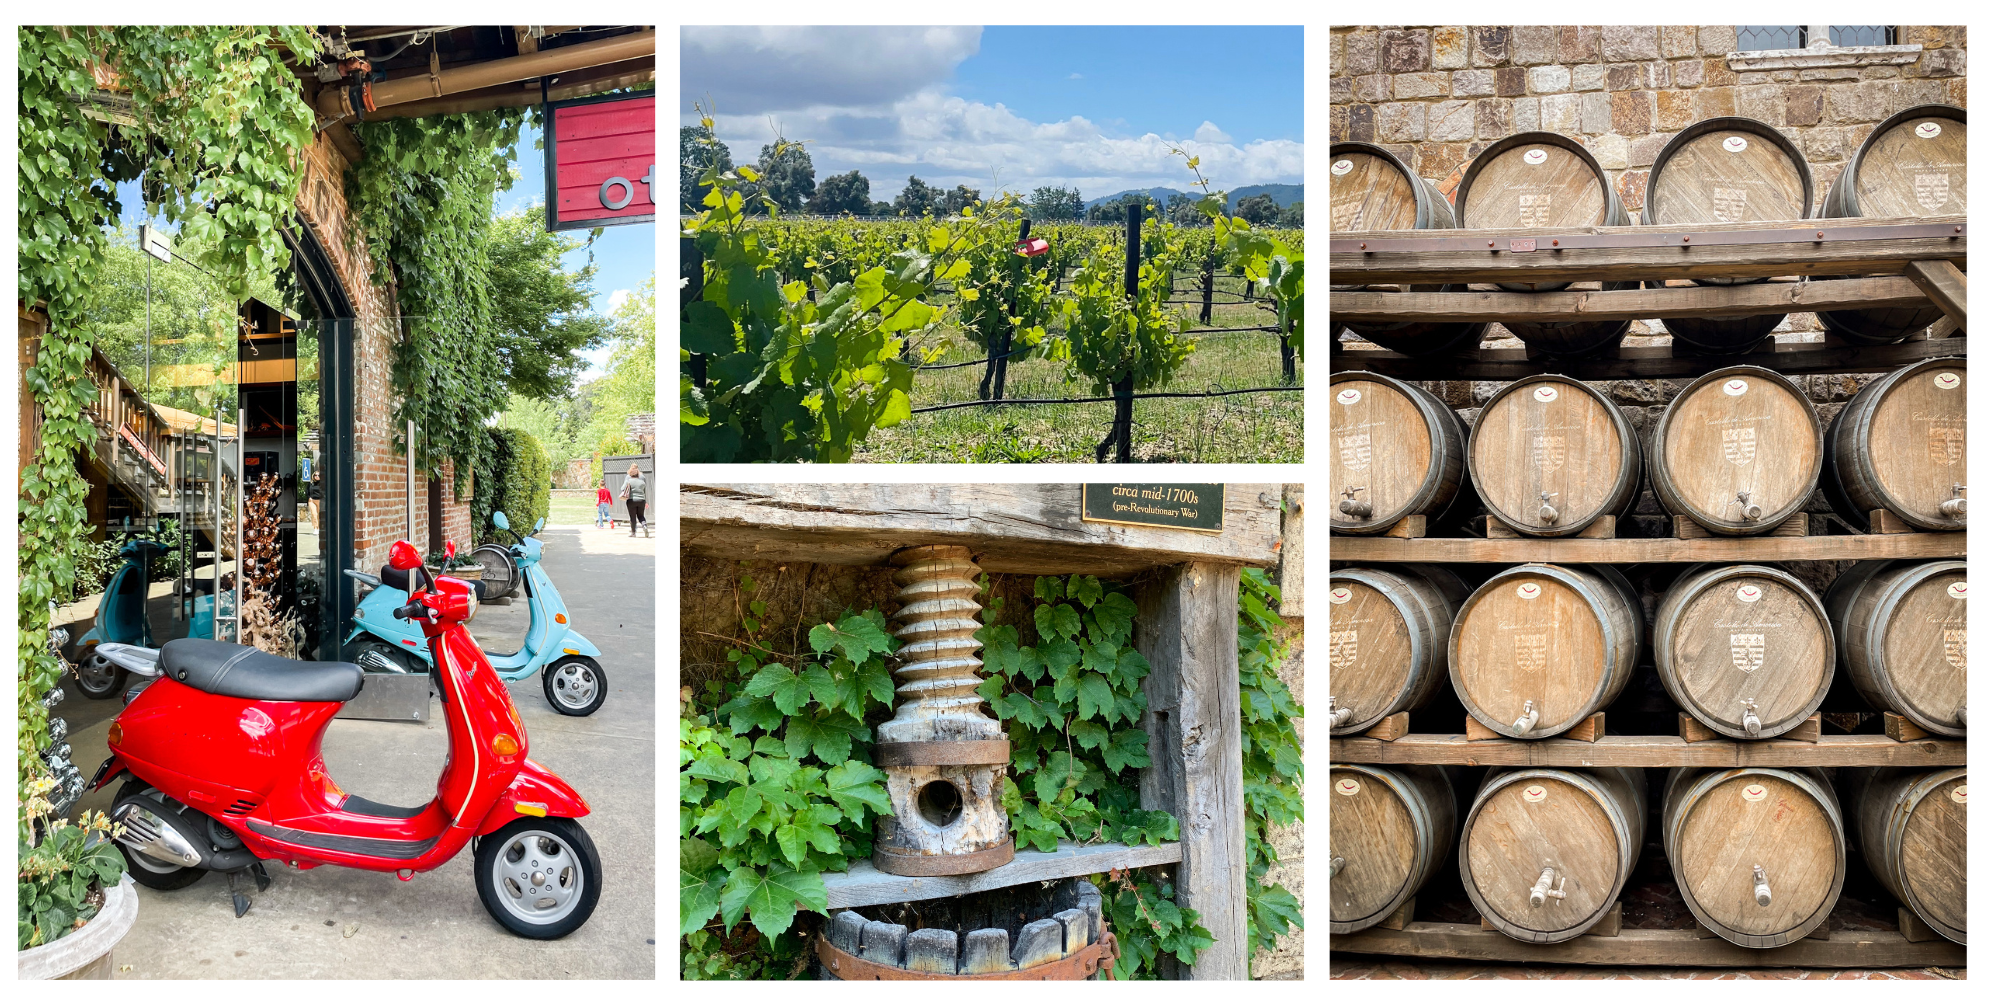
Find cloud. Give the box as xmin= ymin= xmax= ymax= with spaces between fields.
xmin=1068 ymin=72 xmax=1083 ymax=79
xmin=681 ymin=26 xmax=981 ymax=115
xmin=1194 ymin=120 xmax=1232 ymax=143
xmin=607 ymin=289 xmax=633 ymax=313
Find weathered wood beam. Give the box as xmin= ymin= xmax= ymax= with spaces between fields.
xmin=823 ymin=840 xmax=1181 ymax=909
xmin=1330 ymin=276 xmax=1927 ymax=324
xmin=680 ymin=483 xmax=1281 ymax=575
xmin=1328 ymin=531 xmax=1964 ymax=564
xmin=1329 ymin=732 xmax=1966 ymax=768
xmin=1327 ymin=334 xmax=1964 ymax=382
xmin=1904 ymin=259 xmax=1967 ymax=325
xmin=1334 ymin=921 xmax=1967 ymax=967
xmin=1137 ymin=563 xmax=1247 ymax=980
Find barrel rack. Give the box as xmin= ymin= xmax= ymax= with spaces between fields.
xmin=1329 ymin=216 xmax=1968 ymax=969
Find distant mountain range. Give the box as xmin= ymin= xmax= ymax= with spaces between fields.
xmin=1081 ymin=183 xmax=1304 ymax=212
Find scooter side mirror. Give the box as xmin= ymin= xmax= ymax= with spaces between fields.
xmin=389 ymin=540 xmax=422 ymax=570
xmin=445 ymin=540 xmax=457 ymax=561
xmin=534 ymin=518 xmax=545 ymax=533
xmin=493 ymin=511 xmax=510 ymax=531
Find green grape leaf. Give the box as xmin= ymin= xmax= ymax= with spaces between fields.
xmin=1091 ymin=591 xmax=1137 ymax=643
xmin=745 ymin=664 xmax=810 ymax=715
xmin=720 ymin=864 xmax=828 ymax=938
xmin=824 ymin=761 xmax=892 ymax=819
xmin=1068 ymin=575 xmax=1103 ymax=608
xmin=1035 ymin=602 xmax=1082 ymax=642
xmin=1070 ymin=720 xmax=1108 ymax=750
xmin=1104 ymin=728 xmax=1153 ymax=773
xmin=1076 ymin=673 xmax=1116 ymax=722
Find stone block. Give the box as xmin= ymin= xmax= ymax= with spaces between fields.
xmin=1914 ymin=47 xmax=1967 ymax=78
xmin=1612 ymin=90 xmax=1653 ymax=135
xmin=1580 ymin=91 xmax=1613 ymax=134
xmin=1330 ymin=75 xmax=1352 ymax=103
xmin=1737 ymin=85 xmax=1783 ymax=125
xmin=1617 ymin=169 xmax=1649 ymax=212
xmin=1329 ymin=104 xmax=1349 ymax=141
xmin=1528 ymin=64 xmax=1571 ymax=93
xmin=1672 ymin=58 xmax=1704 ymax=88
xmin=1511 ymin=96 xmax=1540 ymax=132
xmin=1900 ymin=79 xmax=1948 ymax=108
xmin=1346 ymin=31 xmax=1379 ymax=75
xmin=1452 ymin=68 xmax=1496 ymax=96
xmin=1421 ymin=143 xmax=1470 ymax=179
xmin=1800 ymin=68 xmax=1862 ymax=81
xmin=1698 ymin=25 xmax=1737 ymax=56
xmin=1429 ymin=100 xmax=1475 ymax=141
xmin=1827 ymin=81 xmax=1892 ymax=123
xmin=1590 ymin=132 xmax=1629 ymax=170
xmin=1657 ymin=90 xmax=1696 ymax=130
xmin=1330 ymin=32 xmax=1347 ymax=78
xmin=1738 ymin=71 xmax=1774 ymax=85
xmin=1377 ymin=102 xmax=1426 ymax=143
xmin=1572 ymin=63 xmax=1606 ymax=91
xmin=1512 ymin=25 xmax=1558 ymax=65
xmin=1947 ymin=79 xmax=1967 ymax=107
xmin=1771 ymin=70 xmax=1798 ymax=83
xmin=1559 ymin=25 xmax=1600 ymax=62
xmin=1382 ymin=28 xmax=1431 ymax=73
xmin=1394 ymin=72 xmax=1449 ymax=99
xmin=1611 ymin=379 xmax=1672 ymax=405
xmin=960 ymin=929 xmax=1014 ymax=974
xmin=1695 ymin=86 xmax=1736 ymax=119
xmin=1645 ymin=60 xmax=1671 ymax=88
xmin=1496 ymin=66 xmax=1527 ymax=96
xmin=1629 ymin=132 xmax=1670 ymax=168
xmin=1433 ymin=26 xmax=1468 ymax=69
xmin=1607 ymin=63 xmax=1641 ymax=91
xmin=1472 ymin=26 xmax=1511 ymax=66
xmin=1471 ymin=381 xmax=1504 ymax=405
xmin=1660 ymin=25 xmax=1698 ymax=59
xmin=1704 ymin=57 xmax=1738 ymax=88
xmin=1354 ymin=74 xmax=1390 ymax=102
xmin=1541 ymin=92 xmax=1582 ymax=133
xmin=1602 ymin=25 xmax=1660 ymax=62
xmin=1862 ymin=66 xmax=1901 ymax=79
xmin=1785 ymin=86 xmax=1824 ymax=127
xmin=906 ymin=929 xmax=959 ymax=974
xmin=1347 ymin=104 xmax=1375 ymax=142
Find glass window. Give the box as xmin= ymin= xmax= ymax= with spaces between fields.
xmin=1829 ymin=26 xmax=1897 ymax=46
xmin=1736 ymin=26 xmax=1805 ymax=51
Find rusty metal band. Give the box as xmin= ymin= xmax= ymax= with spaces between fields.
xmin=874 ymin=740 xmax=1012 ymax=767
xmin=871 ymin=837 xmax=1015 ymax=876
xmin=816 ymin=929 xmax=1119 ymax=980
xmin=1328 ymin=221 xmax=1966 ymax=254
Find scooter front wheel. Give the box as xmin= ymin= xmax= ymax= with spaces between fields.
xmin=543 ymin=656 xmax=606 ymax=717
xmin=73 ymin=653 xmax=128 ymax=700
xmin=474 ymin=816 xmax=601 ymax=939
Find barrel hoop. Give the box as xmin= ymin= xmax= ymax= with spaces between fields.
xmin=1666 ymin=768 xmax=1845 ymax=948
xmin=1460 ymin=770 xmax=1636 ymax=943
xmin=1651 ymin=366 xmax=1822 ymax=534
xmin=1468 ymin=377 xmax=1639 ymax=537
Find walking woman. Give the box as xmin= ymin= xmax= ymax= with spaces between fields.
xmin=620 ymin=463 xmax=648 ymax=537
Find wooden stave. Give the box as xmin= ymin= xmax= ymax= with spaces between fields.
xmin=1824 ymin=559 xmax=1968 ymax=737
xmin=1328 ymin=764 xmax=1457 ymax=934
xmin=1328 ymin=564 xmax=1469 ymax=735
xmin=1662 ymin=766 xmax=1847 ymax=948
xmin=1652 ymin=563 xmax=1835 ymax=739
xmin=1648 ymin=366 xmax=1824 ymax=535
xmin=1468 ymin=375 xmax=1643 ymax=537
xmin=1447 ymin=563 xmax=1644 ymax=739
xmin=1819 ymin=356 xmax=1967 ymax=532
xmin=1816 ymin=104 xmax=1964 ymax=343
xmin=1459 ymin=766 xmax=1647 ymax=944
xmin=1331 ymin=142 xmax=1489 ymax=355
xmin=1329 ymin=371 xmax=1475 ymax=534
xmin=1845 ymin=767 xmax=1968 ymax=945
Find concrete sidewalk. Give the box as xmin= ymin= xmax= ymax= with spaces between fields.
xmin=57 ymin=523 xmax=656 ymax=979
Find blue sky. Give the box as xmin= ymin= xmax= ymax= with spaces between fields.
xmin=682 ymin=25 xmax=1303 ymax=202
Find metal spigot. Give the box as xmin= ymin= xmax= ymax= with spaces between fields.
xmin=1528 ymin=866 xmax=1567 ymax=907
xmin=1330 ymin=855 xmax=1346 ymax=878
xmin=1940 ymin=483 xmax=1967 ymax=520
xmin=1740 ymin=699 xmax=1762 ymax=738
xmin=1328 ymin=695 xmax=1355 ymax=728
xmin=1753 ymin=864 xmax=1772 ymax=907
xmin=1732 ymin=490 xmax=1763 ymax=522
xmin=1513 ymin=699 xmax=1540 ymax=735
xmin=1339 ymin=486 xmax=1372 ymax=519
xmin=1537 ymin=491 xmax=1560 ymax=524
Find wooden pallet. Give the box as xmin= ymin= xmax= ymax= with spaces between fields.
xmin=1332 ymin=922 xmax=1965 ymax=968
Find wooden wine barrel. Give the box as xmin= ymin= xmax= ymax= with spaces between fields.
xmin=1469 ymin=375 xmax=1641 ymax=537
xmin=1330 ymin=142 xmax=1487 ymax=355
xmin=1823 ymin=559 xmax=1967 ymax=736
xmin=1449 ymin=563 xmax=1643 ymax=739
xmin=1329 ymin=371 xmax=1476 ymax=534
xmin=1329 ymin=764 xmax=1456 ymax=934
xmin=1649 ymin=366 xmax=1822 ymax=535
xmin=1846 ymin=767 xmax=1967 ymax=945
xmin=1456 ymin=133 xmax=1634 ymax=356
xmin=1653 ymin=564 xmax=1834 ymax=739
xmin=1460 ymin=767 xmax=1646 ymax=944
xmin=1663 ymin=766 xmax=1846 ymax=948
xmin=1820 ymin=357 xmax=1967 ymax=532
xmin=1817 ymin=105 xmax=1966 ymax=343
xmin=1642 ymin=117 xmax=1814 ymax=352
xmin=1328 ymin=564 xmax=1469 ymax=735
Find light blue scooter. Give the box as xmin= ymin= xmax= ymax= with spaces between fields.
xmin=343 ymin=511 xmax=607 ymax=716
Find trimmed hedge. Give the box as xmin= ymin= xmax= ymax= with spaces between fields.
xmin=473 ymin=427 xmax=551 ymax=541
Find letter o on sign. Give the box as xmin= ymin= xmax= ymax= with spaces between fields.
xmin=599 ymin=176 xmax=636 ymax=211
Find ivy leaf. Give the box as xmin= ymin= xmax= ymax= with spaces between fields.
xmin=680 ymin=840 xmax=726 ymax=934
xmin=1068 ymin=575 xmax=1103 ymax=608
xmin=824 ymin=761 xmax=892 ymax=820
xmin=1034 ymin=576 xmax=1065 ymax=601
xmin=1035 ymin=602 xmax=1082 ymax=642
xmin=721 ymin=696 xmax=784 ymax=735
xmin=1034 ymin=751 xmax=1081 ymax=802
xmin=774 ymin=803 xmax=843 ymax=866
xmin=1039 ymin=637 xmax=1081 ymax=681
xmin=684 ymin=755 xmax=748 ymax=786
xmin=1115 ymin=648 xmax=1152 ymax=689
xmin=745 ymin=664 xmax=810 ymax=715
xmin=1091 ymin=592 xmax=1137 ymax=644
xmin=809 ymin=613 xmax=896 ymax=663
xmin=1104 ymin=728 xmax=1152 ymax=773
xmin=1070 ymin=720 xmax=1108 ymax=751
xmin=785 ymin=712 xmax=867 ymax=763
xmin=682 ymin=300 xmax=736 ymax=354
xmin=1076 ymin=673 xmax=1116 ymax=722
xmin=978 ymin=624 xmax=1022 ymax=677
xmin=720 ymin=864 xmax=828 ymax=939
xmin=857 ymin=658 xmax=896 ymax=707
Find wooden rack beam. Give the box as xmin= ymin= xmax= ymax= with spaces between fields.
xmin=1905 ymin=259 xmax=1968 ymax=324
xmin=1329 ymin=276 xmax=1927 ymax=324
xmin=1328 ymin=532 xmax=1965 ymax=564
xmin=822 ymin=840 xmax=1182 ymax=909
xmin=1333 ymin=922 xmax=1966 ymax=968
xmin=1329 ymin=733 xmax=1965 ymax=768
xmin=1327 ymin=333 xmax=1963 ymax=381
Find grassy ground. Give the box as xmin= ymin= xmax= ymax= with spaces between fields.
xmin=852 ymin=274 xmax=1302 ymax=463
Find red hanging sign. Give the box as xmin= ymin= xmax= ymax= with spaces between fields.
xmin=545 ymin=92 xmax=655 ymax=231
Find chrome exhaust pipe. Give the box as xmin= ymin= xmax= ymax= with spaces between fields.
xmin=112 ymin=801 xmax=203 ymax=868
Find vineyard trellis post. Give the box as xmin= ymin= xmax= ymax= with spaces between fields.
xmin=1280 ymin=319 xmax=1297 ymax=386
xmin=981 ymin=217 xmax=1030 ymax=405
xmin=681 ymin=235 xmax=707 ymax=386
xmin=1096 ymin=201 xmax=1140 ymax=463
xmin=1200 ymin=256 xmax=1215 ymax=325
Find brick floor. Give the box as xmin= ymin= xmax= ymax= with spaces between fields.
xmin=1331 ymin=960 xmax=1966 ymax=980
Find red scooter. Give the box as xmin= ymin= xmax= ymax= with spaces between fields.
xmin=91 ymin=541 xmax=601 ymax=939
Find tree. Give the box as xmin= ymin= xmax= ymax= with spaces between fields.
xmin=1277 ymin=200 xmax=1305 ymax=228
xmin=893 ymin=175 xmax=941 ymax=217
xmin=1086 ymin=193 xmax=1145 ymax=224
xmin=1030 ymin=185 xmax=1081 ymax=221
xmin=940 ymin=184 xmax=982 ymax=215
xmin=1236 ymin=193 xmax=1280 ymax=227
xmin=755 ymin=139 xmax=816 ymax=213
xmin=483 ymin=209 xmax=609 ymax=400
xmin=1064 ymin=188 xmax=1085 ymax=221
xmin=680 ymin=125 xmax=733 ymax=212
xmin=868 ymin=201 xmax=894 ymax=217
xmin=1167 ymin=192 xmax=1205 ymax=227
xmin=806 ymin=170 xmax=871 ymax=215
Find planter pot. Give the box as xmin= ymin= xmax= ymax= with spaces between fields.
xmin=18 ymin=873 xmax=138 ymax=980
xmin=431 ymin=562 xmax=485 ymax=581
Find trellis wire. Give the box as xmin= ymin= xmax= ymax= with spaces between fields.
xmin=910 ymin=384 xmax=1304 ymax=414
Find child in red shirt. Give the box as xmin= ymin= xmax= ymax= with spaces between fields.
xmin=595 ymin=481 xmax=613 ymax=528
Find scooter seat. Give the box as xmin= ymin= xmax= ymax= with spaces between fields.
xmin=159 ymin=639 xmax=365 ymax=703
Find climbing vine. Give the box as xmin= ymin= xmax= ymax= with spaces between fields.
xmin=17 ymin=24 xmax=318 ymax=803
xmin=1237 ymin=567 xmax=1305 ymax=964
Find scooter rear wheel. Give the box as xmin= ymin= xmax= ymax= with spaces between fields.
xmin=474 ymin=816 xmax=601 ymax=939
xmin=111 ymin=780 xmax=207 ymax=890
xmin=543 ymin=656 xmax=607 ymax=717
xmin=73 ymin=653 xmax=127 ymax=700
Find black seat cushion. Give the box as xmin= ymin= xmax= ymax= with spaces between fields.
xmin=160 ymin=639 xmax=364 ymax=703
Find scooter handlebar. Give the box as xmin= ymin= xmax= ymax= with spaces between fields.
xmin=343 ymin=569 xmax=383 ymax=587
xmin=393 ymin=602 xmax=433 ymax=622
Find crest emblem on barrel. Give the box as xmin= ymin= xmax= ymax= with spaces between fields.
xmin=1730 ymin=633 xmax=1766 ymax=673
